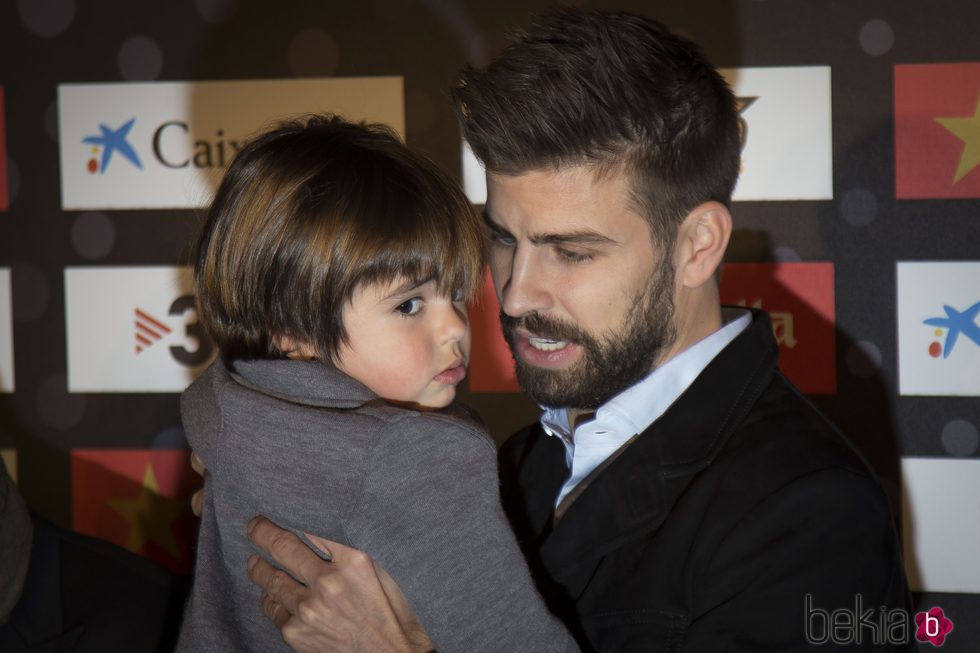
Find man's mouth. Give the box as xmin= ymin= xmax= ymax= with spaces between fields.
xmin=528 ymin=336 xmax=570 ymax=352
xmin=516 ymin=329 xmax=581 ymax=368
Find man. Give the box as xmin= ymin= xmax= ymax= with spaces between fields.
xmin=244 ymin=9 xmax=912 ymax=651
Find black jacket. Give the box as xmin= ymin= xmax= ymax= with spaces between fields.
xmin=500 ymin=310 xmax=913 ymax=652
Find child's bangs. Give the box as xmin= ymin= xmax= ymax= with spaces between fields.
xmin=353 ymin=204 xmax=484 ymax=302
xmin=344 ymin=161 xmax=485 ymax=302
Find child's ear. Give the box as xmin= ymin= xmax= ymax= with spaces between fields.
xmin=273 ymin=335 xmax=318 ymax=360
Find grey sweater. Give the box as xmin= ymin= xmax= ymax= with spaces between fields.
xmin=176 ymin=359 xmax=575 ymax=652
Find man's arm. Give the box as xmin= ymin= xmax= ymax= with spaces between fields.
xmin=246 ymin=516 xmax=433 ymax=653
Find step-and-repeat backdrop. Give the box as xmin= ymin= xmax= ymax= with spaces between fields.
xmin=1 ymin=1 xmax=977 ymax=648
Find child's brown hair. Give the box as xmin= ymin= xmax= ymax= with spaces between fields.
xmin=195 ymin=114 xmax=484 ymax=361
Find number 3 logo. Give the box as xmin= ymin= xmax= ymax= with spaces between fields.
xmin=168 ymin=294 xmax=215 ymax=366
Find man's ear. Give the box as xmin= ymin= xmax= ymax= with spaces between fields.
xmin=675 ymin=201 xmax=732 ymax=289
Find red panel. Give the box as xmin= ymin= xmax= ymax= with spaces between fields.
xmin=895 ymin=63 xmax=980 ymax=198
xmin=468 ymin=270 xmax=520 ymax=392
xmin=720 ymin=263 xmax=836 ymax=395
xmin=72 ymin=449 xmax=201 ymax=574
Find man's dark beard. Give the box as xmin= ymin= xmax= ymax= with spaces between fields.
xmin=500 ymin=261 xmax=676 ymax=409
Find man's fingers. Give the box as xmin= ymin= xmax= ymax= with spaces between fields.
xmin=248 ymin=516 xmax=335 ymax=587
xmin=190 ymin=451 xmax=206 ymax=476
xmin=188 ymin=451 xmax=207 ymax=517
xmin=247 ymin=553 xmax=307 ymax=617
xmin=261 ymin=593 xmax=290 ymax=629
xmin=190 ymin=489 xmax=204 ymax=518
xmin=247 ymin=522 xmax=429 ymax=653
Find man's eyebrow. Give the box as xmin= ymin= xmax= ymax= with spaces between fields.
xmin=483 ymin=209 xmax=618 ymax=247
xmin=482 ymin=209 xmax=508 ymax=234
xmin=529 ymin=230 xmax=619 ymax=247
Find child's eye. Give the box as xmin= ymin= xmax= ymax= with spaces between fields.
xmin=395 ymin=297 xmax=423 ymax=316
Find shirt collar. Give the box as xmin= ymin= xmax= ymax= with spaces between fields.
xmin=540 ymin=308 xmax=752 ymax=447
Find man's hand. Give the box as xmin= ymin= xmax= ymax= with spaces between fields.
xmin=246 ymin=516 xmax=434 ymax=653
xmin=189 ymin=451 xmax=206 ymax=517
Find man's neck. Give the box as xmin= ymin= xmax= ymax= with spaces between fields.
xmin=657 ymin=293 xmax=724 ymax=370
xmin=557 ymin=301 xmax=726 ymax=429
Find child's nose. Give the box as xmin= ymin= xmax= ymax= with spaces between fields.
xmin=440 ymin=303 xmax=469 ymax=343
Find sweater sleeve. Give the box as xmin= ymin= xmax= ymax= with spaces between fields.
xmin=344 ymin=413 xmax=578 ymax=653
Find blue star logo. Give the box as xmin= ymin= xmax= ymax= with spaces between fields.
xmin=82 ymin=118 xmax=143 ymax=174
xmin=923 ymin=301 xmax=980 ymax=358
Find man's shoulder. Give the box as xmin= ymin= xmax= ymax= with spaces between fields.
xmin=728 ymin=373 xmax=871 ymax=472
xmin=707 ymin=372 xmax=888 ymax=513
xmin=501 ymin=421 xmax=545 ymax=449
xmin=499 ymin=421 xmax=552 ymax=463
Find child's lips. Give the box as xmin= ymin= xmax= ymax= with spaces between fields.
xmin=434 ymin=360 xmax=466 ymax=384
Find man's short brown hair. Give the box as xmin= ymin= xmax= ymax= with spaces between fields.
xmin=453 ymin=8 xmax=740 ymax=249
xmin=195 ymin=114 xmax=484 ymax=361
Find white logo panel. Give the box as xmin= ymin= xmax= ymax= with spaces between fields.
xmin=720 ymin=66 xmax=833 ymax=201
xmin=897 ymin=261 xmax=980 ymax=396
xmin=461 ymin=140 xmax=487 ymax=205
xmin=59 ymin=77 xmax=404 ymax=210
xmin=0 ymin=268 xmax=13 ymax=392
xmin=902 ymin=457 xmax=980 ymax=593
xmin=65 ymin=267 xmax=215 ymax=392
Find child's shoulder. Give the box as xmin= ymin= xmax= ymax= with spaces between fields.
xmin=363 ymin=402 xmax=495 ymax=454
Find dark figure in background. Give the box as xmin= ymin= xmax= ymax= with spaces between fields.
xmin=0 ymin=461 xmax=185 ymax=652
xmin=245 ymin=9 xmax=914 ymax=652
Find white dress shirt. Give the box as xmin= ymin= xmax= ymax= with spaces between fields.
xmin=541 ymin=309 xmax=752 ymax=508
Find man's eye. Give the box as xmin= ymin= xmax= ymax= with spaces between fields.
xmin=489 ymin=230 xmax=515 ymax=246
xmin=557 ymin=248 xmax=592 ymax=264
xmin=395 ymin=298 xmax=423 ymax=316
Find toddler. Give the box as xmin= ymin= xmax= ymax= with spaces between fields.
xmin=176 ymin=115 xmax=574 ymax=652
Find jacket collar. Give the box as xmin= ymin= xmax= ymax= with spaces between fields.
xmin=535 ymin=309 xmax=778 ymax=591
xmin=228 ymin=358 xmax=377 ymax=409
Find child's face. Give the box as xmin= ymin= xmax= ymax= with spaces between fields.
xmin=336 ymin=278 xmax=471 ymax=409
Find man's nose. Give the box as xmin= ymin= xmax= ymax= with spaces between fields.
xmin=497 ymin=248 xmax=552 ymax=318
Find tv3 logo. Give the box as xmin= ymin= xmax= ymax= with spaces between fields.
xmin=136 ymin=295 xmax=213 ymax=366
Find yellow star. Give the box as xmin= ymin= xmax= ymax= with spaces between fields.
xmin=736 ymin=96 xmax=758 ymax=115
xmin=736 ymin=96 xmax=758 ymax=146
xmin=107 ymin=464 xmax=186 ymax=559
xmin=935 ymin=96 xmax=980 ymax=183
